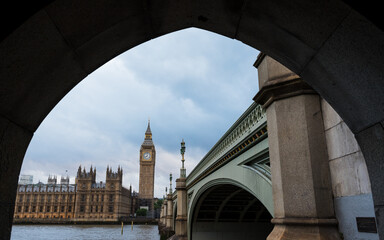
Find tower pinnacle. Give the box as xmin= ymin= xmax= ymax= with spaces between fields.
xmin=142 ymin=120 xmax=154 ymax=146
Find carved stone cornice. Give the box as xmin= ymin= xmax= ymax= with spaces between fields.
xmin=253 ymin=77 xmax=317 ymax=109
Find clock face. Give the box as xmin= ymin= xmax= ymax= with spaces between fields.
xmin=143 ymin=152 xmax=151 ymax=160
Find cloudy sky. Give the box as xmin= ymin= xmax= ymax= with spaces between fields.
xmin=20 ymin=28 xmax=260 ymax=198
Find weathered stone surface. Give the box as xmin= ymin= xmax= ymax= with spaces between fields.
xmin=334 ymin=194 xmax=378 ymax=240
xmin=255 ymin=55 xmax=339 ymax=239
xmin=356 ymin=123 xmax=384 ymax=239
xmin=325 ymin=121 xmax=361 ymax=160
xmin=300 ymin=10 xmax=384 ymax=133
xmin=175 ymin=178 xmax=187 ymax=238
xmin=0 ymin=10 xmax=87 ymax=132
xmin=267 ymin=222 xmax=341 ymax=240
xmin=329 ymin=151 xmax=371 ymax=197
xmin=267 ymin=94 xmax=335 ymax=219
xmin=321 ymin=99 xmax=343 ymax=131
xmin=0 ymin=117 xmax=33 ymax=239
xmin=166 ymin=194 xmax=173 ymax=229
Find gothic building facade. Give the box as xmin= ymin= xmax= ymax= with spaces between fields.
xmin=14 ymin=120 xmax=155 ymax=222
xmin=13 ymin=166 xmax=138 ymax=223
xmin=138 ymin=120 xmax=156 ymax=216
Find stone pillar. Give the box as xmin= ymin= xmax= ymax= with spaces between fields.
xmin=253 ymin=54 xmax=340 ymax=239
xmin=166 ymin=193 xmax=173 ymax=230
xmin=158 ymin=200 xmax=166 ymax=233
xmin=0 ymin=118 xmax=33 ymax=240
xmin=162 ymin=200 xmax=167 ymax=226
xmin=172 ymin=139 xmax=188 ymax=239
xmin=174 ymin=178 xmax=188 ymax=239
xmin=160 ymin=204 xmax=164 ymax=223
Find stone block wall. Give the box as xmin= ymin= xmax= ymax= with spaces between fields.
xmin=321 ymin=99 xmax=378 ymax=240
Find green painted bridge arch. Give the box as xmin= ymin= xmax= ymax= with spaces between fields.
xmin=186 ymin=138 xmax=272 ymax=215
xmin=179 ymin=103 xmax=274 ymax=239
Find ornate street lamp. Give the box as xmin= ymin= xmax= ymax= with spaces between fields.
xmin=180 ymin=139 xmax=186 ymax=178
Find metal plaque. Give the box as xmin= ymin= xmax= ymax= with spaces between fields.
xmin=356 ymin=217 xmax=377 ymax=233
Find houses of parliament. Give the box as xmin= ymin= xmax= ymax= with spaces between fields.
xmin=13 ymin=121 xmax=156 ymax=223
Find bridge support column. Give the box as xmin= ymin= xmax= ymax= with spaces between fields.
xmin=158 ymin=201 xmax=166 ymax=233
xmin=166 ymin=193 xmax=174 ymax=229
xmin=161 ymin=203 xmax=166 ymax=226
xmin=160 ymin=192 xmax=174 ymax=239
xmin=254 ymin=54 xmax=340 ymax=239
xmin=173 ymin=177 xmax=188 ymax=240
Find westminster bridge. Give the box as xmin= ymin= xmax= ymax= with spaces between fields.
xmin=159 ymin=55 xmax=378 ymax=240
xmin=1 ymin=1 xmax=384 ymax=240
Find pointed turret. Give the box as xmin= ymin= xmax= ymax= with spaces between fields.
xmin=142 ymin=120 xmax=154 ymax=146
xmin=146 ymin=119 xmax=152 ymax=136
xmin=77 ymin=165 xmax=82 ymax=177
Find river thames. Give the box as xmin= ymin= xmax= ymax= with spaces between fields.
xmin=11 ymin=224 xmax=160 ymax=240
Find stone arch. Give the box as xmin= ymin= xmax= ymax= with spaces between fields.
xmin=1 ymin=1 xmax=384 ymax=239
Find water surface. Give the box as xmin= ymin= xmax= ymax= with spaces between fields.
xmin=11 ymin=224 xmax=160 ymax=240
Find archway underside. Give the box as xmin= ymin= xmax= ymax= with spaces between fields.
xmin=1 ymin=1 xmax=384 ymax=239
xmin=192 ymin=184 xmax=273 ymax=240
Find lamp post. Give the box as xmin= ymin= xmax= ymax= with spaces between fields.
xmin=180 ymin=139 xmax=186 ymax=178
xmin=175 ymin=139 xmax=188 ymax=239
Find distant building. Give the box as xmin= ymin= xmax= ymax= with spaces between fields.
xmin=47 ymin=175 xmax=57 ymax=185
xmin=18 ymin=175 xmax=33 ymax=185
xmin=14 ymin=120 xmax=156 ymax=223
xmin=13 ymin=166 xmax=138 ymax=223
xmin=139 ymin=120 xmax=156 ymax=218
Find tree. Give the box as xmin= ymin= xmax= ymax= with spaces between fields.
xmin=136 ymin=208 xmax=147 ymax=216
xmin=154 ymin=199 xmax=164 ymax=210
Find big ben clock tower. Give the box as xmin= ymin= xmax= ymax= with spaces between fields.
xmin=139 ymin=120 xmax=156 ymax=215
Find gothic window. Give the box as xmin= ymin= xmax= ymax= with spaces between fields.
xmin=47 ymin=206 xmax=50 ymax=212
xmin=54 ymin=206 xmax=58 ymax=212
xmin=109 ymin=194 xmax=114 ymax=202
xmin=39 ymin=206 xmax=43 ymax=212
xmin=61 ymin=206 xmax=64 ymax=212
xmin=108 ymin=206 xmax=113 ymax=213
xmin=80 ymin=206 xmax=84 ymax=212
xmin=68 ymin=206 xmax=72 ymax=212
xmin=25 ymin=206 xmax=29 ymax=212
xmin=81 ymin=194 xmax=85 ymax=202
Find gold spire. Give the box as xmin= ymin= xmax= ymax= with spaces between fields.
xmin=145 ymin=119 xmax=152 ymax=140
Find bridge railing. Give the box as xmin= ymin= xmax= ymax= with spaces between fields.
xmin=186 ymin=102 xmax=267 ymax=187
